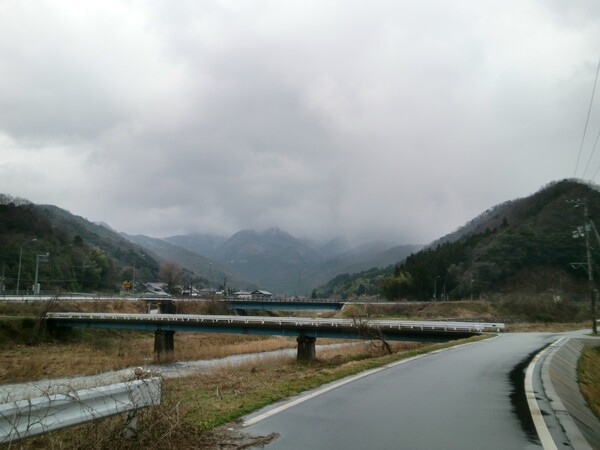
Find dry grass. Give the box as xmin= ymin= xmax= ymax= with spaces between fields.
xmin=0 ymin=299 xmax=148 ymax=316
xmin=338 ymin=300 xmax=594 ymax=333
xmin=0 ymin=332 xmax=299 ymax=384
xmin=578 ymin=344 xmax=600 ymax=421
xmin=169 ymin=333 xmax=299 ymax=361
xmin=506 ymin=322 xmax=591 ymax=332
xmin=10 ymin=395 xmax=218 ymax=450
xmin=340 ymin=300 xmax=498 ymax=320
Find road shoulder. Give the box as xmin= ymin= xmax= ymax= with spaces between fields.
xmin=530 ymin=336 xmax=600 ymax=449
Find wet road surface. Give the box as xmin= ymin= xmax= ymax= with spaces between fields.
xmin=244 ymin=333 xmax=561 ymax=450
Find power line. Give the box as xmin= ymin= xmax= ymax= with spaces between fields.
xmin=589 ymin=128 xmax=600 ymax=180
xmin=574 ymin=57 xmax=600 ymax=178
xmin=583 ymin=125 xmax=600 ymax=179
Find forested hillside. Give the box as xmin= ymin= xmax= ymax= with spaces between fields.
xmin=315 ymin=180 xmax=600 ymax=300
xmin=0 ymin=196 xmax=159 ymax=293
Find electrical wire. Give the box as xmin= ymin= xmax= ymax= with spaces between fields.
xmin=589 ymin=127 xmax=600 ymax=180
xmin=574 ymin=57 xmax=600 ymax=178
xmin=583 ymin=123 xmax=600 ymax=179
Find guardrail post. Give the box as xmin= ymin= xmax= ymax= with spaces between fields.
xmin=297 ymin=334 xmax=316 ymax=361
xmin=124 ymin=410 xmax=139 ymax=438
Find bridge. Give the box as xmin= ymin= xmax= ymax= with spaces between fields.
xmin=226 ymin=298 xmax=343 ymax=311
xmin=46 ymin=312 xmax=504 ymax=360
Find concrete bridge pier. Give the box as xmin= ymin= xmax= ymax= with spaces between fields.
xmin=297 ymin=334 xmax=316 ymax=361
xmin=154 ymin=330 xmax=175 ymax=356
xmin=153 ymin=300 xmax=177 ymax=358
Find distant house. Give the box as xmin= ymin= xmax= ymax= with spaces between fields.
xmin=181 ymin=286 xmax=203 ymax=297
xmin=142 ymin=282 xmax=171 ymax=297
xmin=180 ymin=286 xmax=192 ymax=296
xmin=233 ymin=291 xmax=252 ymax=300
xmin=198 ymin=288 xmax=218 ymax=298
xmin=251 ymin=290 xmax=273 ymax=300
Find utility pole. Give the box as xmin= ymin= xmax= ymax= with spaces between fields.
xmin=571 ymin=199 xmax=597 ymax=335
xmin=0 ymin=262 xmax=5 ymax=294
xmin=16 ymin=245 xmax=23 ymax=295
xmin=16 ymin=238 xmax=37 ymax=295
xmin=298 ymin=268 xmax=305 ymax=298
xmin=583 ymin=202 xmax=596 ymax=334
xmin=34 ymin=252 xmax=49 ymax=295
xmin=470 ymin=275 xmax=473 ymax=300
xmin=131 ymin=265 xmax=136 ymax=294
xmin=81 ymin=264 xmax=89 ymax=292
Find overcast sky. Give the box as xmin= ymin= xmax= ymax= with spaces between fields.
xmin=1 ymin=1 xmax=600 ymax=245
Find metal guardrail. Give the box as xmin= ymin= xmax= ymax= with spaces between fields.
xmin=46 ymin=312 xmax=505 ymax=333
xmin=0 ymin=377 xmax=161 ymax=445
xmin=0 ymin=294 xmax=171 ymax=302
xmin=0 ymin=295 xmax=331 ymax=303
xmin=228 ymin=297 xmax=341 ymax=304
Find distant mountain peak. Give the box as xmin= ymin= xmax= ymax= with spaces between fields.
xmin=263 ymin=226 xmax=287 ymax=235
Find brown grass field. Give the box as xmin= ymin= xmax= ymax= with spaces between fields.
xmin=0 ymin=331 xmax=302 ymax=384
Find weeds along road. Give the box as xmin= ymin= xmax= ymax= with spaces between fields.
xmin=243 ymin=333 xmax=563 ymax=450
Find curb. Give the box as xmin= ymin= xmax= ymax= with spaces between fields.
xmin=526 ymin=337 xmax=597 ymax=450
xmin=525 ymin=339 xmax=560 ymax=450
xmin=540 ymin=338 xmax=593 ymax=450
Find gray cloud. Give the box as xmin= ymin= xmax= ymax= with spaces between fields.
xmin=1 ymin=0 xmax=600 ymax=245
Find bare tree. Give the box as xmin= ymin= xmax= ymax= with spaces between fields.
xmin=351 ymin=316 xmax=392 ymax=355
xmin=0 ymin=194 xmax=31 ymax=205
xmin=159 ymin=262 xmax=183 ymax=295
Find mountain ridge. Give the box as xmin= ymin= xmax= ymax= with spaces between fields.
xmin=156 ymin=228 xmax=417 ymax=294
xmin=313 ymin=179 xmax=600 ymax=300
xmin=5 ymin=179 xmax=590 ymax=298
xmin=122 ymin=232 xmax=256 ymax=291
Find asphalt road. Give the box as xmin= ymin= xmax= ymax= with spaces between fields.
xmin=243 ymin=333 xmax=562 ymax=450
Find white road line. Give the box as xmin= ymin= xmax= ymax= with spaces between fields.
xmin=525 ymin=338 xmax=563 ymax=450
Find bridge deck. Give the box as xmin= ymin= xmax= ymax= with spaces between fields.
xmin=228 ymin=300 xmax=343 ymax=311
xmin=46 ymin=312 xmax=503 ymax=342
